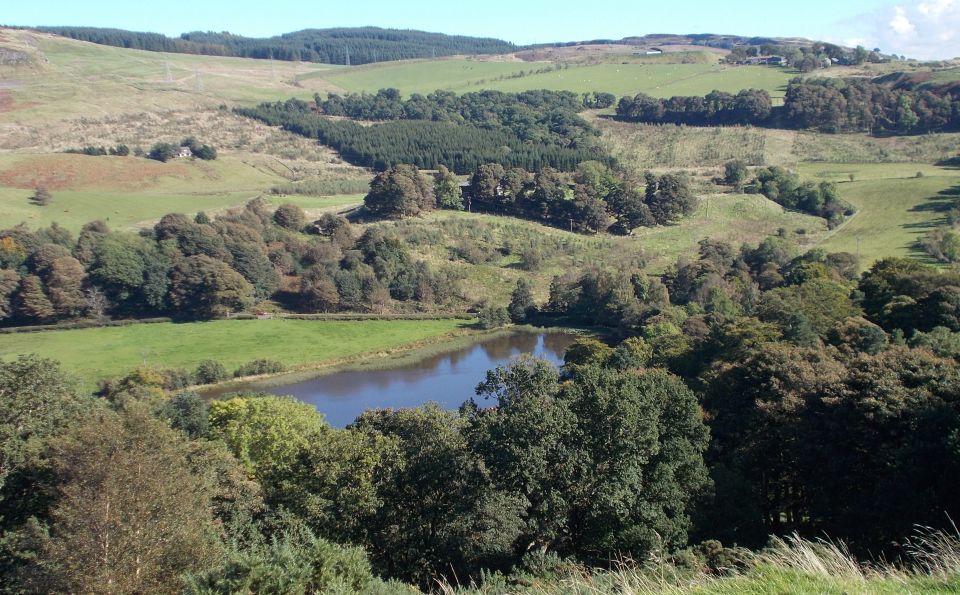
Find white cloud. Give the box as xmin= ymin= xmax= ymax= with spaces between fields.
xmin=856 ymin=1 xmax=960 ymax=59
xmin=917 ymin=0 xmax=955 ymax=17
xmin=889 ymin=6 xmax=916 ymax=36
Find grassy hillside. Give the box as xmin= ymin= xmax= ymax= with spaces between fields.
xmin=1 ymin=28 xmax=793 ymax=127
xmin=631 ymin=192 xmax=825 ymax=270
xmin=384 ymin=194 xmax=825 ymax=309
xmin=324 ymin=60 xmax=794 ymax=99
xmin=316 ymin=59 xmax=535 ymax=95
xmin=598 ymin=117 xmax=960 ymax=269
xmin=0 ymin=318 xmax=472 ymax=385
xmin=801 ymin=163 xmax=960 ymax=266
xmin=597 ymin=118 xmax=960 ymax=171
xmin=0 ymin=29 xmax=343 ymax=124
xmin=5 ymin=27 xmax=959 ymax=269
xmin=0 ymin=32 xmax=373 ymax=230
xmin=0 ymin=186 xmax=361 ymax=232
xmin=0 ymin=153 xmax=365 ymax=230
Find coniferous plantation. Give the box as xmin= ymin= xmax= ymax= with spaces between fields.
xmin=3 ymin=11 xmax=960 ymax=595
xmin=236 ymin=89 xmax=609 ymax=173
xmin=33 ymin=26 xmax=518 ymax=64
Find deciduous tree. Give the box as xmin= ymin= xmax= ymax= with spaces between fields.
xmin=34 ymin=406 xmax=221 ymax=594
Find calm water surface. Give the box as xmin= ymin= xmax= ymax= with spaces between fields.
xmin=262 ymin=331 xmax=575 ymax=427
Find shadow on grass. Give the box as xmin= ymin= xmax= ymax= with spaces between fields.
xmin=501 ymin=261 xmax=528 ymax=271
xmin=935 ymin=156 xmax=960 ymax=169
xmin=908 ymin=183 xmax=960 ymax=215
xmin=907 ymin=241 xmax=942 ymax=264
xmin=904 ymin=183 xmax=960 ymax=264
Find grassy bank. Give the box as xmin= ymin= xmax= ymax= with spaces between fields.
xmin=201 ymin=324 xmax=590 ymax=396
xmin=0 ymin=318 xmax=473 ymax=386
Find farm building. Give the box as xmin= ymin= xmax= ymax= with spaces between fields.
xmin=177 ymin=146 xmax=193 ymax=158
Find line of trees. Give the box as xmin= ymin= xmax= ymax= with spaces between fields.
xmin=237 ymin=97 xmax=609 ymax=173
xmin=0 ymin=199 xmax=460 ymax=328
xmin=616 ymin=78 xmax=960 ymax=135
xmin=37 ymin=26 xmax=518 ymax=65
xmin=616 ymin=88 xmax=774 ymax=126
xmin=35 ymin=26 xmax=232 ymax=55
xmin=363 ymin=161 xmax=697 ymax=233
xmin=64 ymin=144 xmax=130 ymax=157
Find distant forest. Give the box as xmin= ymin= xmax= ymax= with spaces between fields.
xmin=237 ymin=90 xmax=610 ymax=173
xmin=616 ymin=78 xmax=960 ymax=135
xmin=33 ymin=26 xmax=517 ymax=64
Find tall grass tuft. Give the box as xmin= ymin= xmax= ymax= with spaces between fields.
xmin=442 ymin=528 xmax=960 ymax=594
xmin=906 ymin=521 xmax=960 ymax=580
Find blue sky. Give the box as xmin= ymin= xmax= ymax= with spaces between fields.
xmin=3 ymin=0 xmax=958 ymax=59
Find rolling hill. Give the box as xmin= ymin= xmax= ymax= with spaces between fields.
xmin=2 ymin=26 xmax=958 ymax=268
xmin=34 ymin=26 xmax=518 ymax=65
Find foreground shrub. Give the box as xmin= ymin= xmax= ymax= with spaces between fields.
xmin=477 ymin=304 xmax=510 ymax=329
xmin=160 ymin=367 xmax=194 ymax=390
xmin=195 ymin=359 xmax=228 ymax=385
xmin=233 ymin=359 xmax=287 ymax=378
xmin=158 ymin=391 xmax=209 ymax=439
xmin=183 ymin=525 xmax=380 ymax=595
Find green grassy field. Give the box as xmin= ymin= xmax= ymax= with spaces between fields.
xmin=324 ymin=60 xmax=794 ymax=99
xmin=632 ymin=192 xmax=826 ymax=270
xmin=0 ymin=153 xmax=365 ymax=230
xmin=0 ymin=318 xmax=472 ymax=386
xmin=479 ymin=64 xmax=793 ymax=100
xmin=800 ymin=163 xmax=960 ymax=266
xmin=0 ymin=187 xmax=265 ymax=231
xmin=268 ymin=193 xmax=363 ymax=213
xmin=0 ymin=187 xmax=361 ymax=232
xmin=321 ymin=59 xmax=535 ymax=95
xmin=597 ymin=122 xmax=960 ymax=270
xmin=0 ymin=152 xmax=282 ymax=194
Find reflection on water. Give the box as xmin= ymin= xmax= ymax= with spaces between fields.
xmin=261 ymin=332 xmax=575 ymax=427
